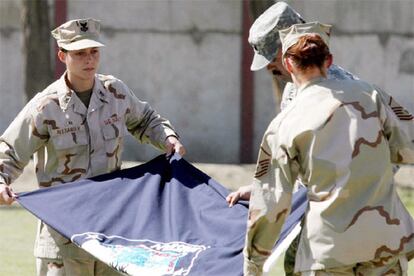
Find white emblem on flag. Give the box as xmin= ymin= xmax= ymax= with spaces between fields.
xmin=71 ymin=232 xmax=209 ymax=276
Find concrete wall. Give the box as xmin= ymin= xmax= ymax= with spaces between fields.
xmin=0 ymin=0 xmax=25 ymax=139
xmin=1 ymin=0 xmax=413 ymax=163
xmin=68 ymin=0 xmax=242 ymax=162
xmin=0 ymin=0 xmax=243 ymax=163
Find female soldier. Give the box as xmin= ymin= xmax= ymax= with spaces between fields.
xmin=243 ymin=22 xmax=414 ymax=276
xmin=0 ymin=18 xmax=185 ymax=276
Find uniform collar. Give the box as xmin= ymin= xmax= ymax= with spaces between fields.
xmin=297 ymin=76 xmax=326 ymax=95
xmin=56 ymin=72 xmax=74 ymax=111
xmin=89 ymin=77 xmax=109 ymax=112
xmin=56 ymin=72 xmax=109 ymax=112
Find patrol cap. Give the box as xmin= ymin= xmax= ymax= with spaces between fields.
xmin=248 ymin=2 xmax=305 ymax=71
xmin=51 ymin=18 xmax=105 ymax=51
xmin=279 ymin=21 xmax=332 ymax=56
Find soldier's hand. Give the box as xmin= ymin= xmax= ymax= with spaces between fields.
xmin=165 ymin=136 xmax=186 ymax=157
xmin=226 ymin=185 xmax=252 ymax=207
xmin=0 ymin=183 xmax=16 ymax=205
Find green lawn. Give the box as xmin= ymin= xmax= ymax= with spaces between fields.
xmin=0 ymin=205 xmax=37 ymax=275
xmin=1 ymin=188 xmax=413 ymax=275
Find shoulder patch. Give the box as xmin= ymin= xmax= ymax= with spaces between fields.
xmin=388 ymin=96 xmax=414 ymax=121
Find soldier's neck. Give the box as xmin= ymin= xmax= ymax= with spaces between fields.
xmin=65 ymin=73 xmax=95 ymax=93
xmin=293 ymin=67 xmax=326 ymax=90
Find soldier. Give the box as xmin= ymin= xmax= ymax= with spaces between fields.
xmin=227 ymin=2 xmax=361 ymax=207
xmin=243 ymin=20 xmax=414 ymax=276
xmin=0 ymin=18 xmax=185 ymax=276
xmin=227 ymin=2 xmax=414 ymax=275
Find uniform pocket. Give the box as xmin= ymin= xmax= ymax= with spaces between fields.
xmin=102 ymin=122 xmax=126 ymax=140
xmin=102 ymin=123 xmax=126 ymax=169
xmin=49 ymin=126 xmax=89 ymax=177
xmin=51 ymin=126 xmax=88 ymax=150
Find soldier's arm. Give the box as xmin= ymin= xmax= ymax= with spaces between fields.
xmin=226 ymin=184 xmax=252 ymax=207
xmin=243 ymin=133 xmax=296 ymax=275
xmin=377 ymin=89 xmax=414 ymax=164
xmin=113 ymin=80 xmax=180 ymax=152
xmin=0 ymin=97 xmax=49 ymax=195
xmin=375 ymin=85 xmax=414 ymax=138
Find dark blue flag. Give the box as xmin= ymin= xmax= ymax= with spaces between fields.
xmin=17 ymin=154 xmax=307 ymax=275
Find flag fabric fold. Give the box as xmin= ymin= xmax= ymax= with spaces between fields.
xmin=17 ymin=154 xmax=307 ymax=275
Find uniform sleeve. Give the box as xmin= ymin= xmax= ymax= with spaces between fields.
xmin=243 ymin=131 xmax=297 ymax=275
xmin=377 ymin=89 xmax=414 ymax=164
xmin=0 ymin=98 xmax=49 ymax=185
xmin=119 ymin=81 xmax=178 ymax=151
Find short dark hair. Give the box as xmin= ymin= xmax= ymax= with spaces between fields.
xmin=285 ymin=35 xmax=330 ymax=70
xmin=59 ymin=48 xmax=68 ymax=53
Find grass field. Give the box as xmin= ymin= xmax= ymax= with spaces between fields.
xmin=1 ymin=188 xmax=413 ymax=275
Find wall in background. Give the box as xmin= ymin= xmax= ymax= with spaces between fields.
xmin=1 ymin=0 xmax=413 ymax=163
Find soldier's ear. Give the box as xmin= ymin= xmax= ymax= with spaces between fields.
xmin=283 ymin=56 xmax=294 ymax=74
xmin=325 ymin=54 xmax=333 ymax=68
xmin=57 ymin=50 xmax=67 ymax=64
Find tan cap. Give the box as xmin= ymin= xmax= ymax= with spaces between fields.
xmin=279 ymin=21 xmax=332 ymax=56
xmin=51 ymin=18 xmax=105 ymax=51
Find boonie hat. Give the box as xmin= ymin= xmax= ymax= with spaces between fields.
xmin=248 ymin=2 xmax=305 ymax=71
xmin=279 ymin=21 xmax=332 ymax=56
xmin=51 ymin=18 xmax=105 ymax=51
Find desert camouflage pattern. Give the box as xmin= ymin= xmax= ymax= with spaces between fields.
xmin=0 ymin=73 xmax=177 ymax=259
xmin=281 ymin=64 xmax=413 ymax=143
xmin=244 ymin=77 xmax=414 ymax=275
xmin=280 ymin=63 xmax=360 ymax=276
xmin=280 ymin=64 xmax=412 ymax=275
xmin=280 ymin=64 xmax=358 ymax=110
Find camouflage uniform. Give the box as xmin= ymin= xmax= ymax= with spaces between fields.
xmin=282 ymin=63 xmax=360 ymax=276
xmin=244 ymin=77 xmax=414 ymax=275
xmin=0 ymin=72 xmax=177 ymax=270
xmin=280 ymin=64 xmax=414 ymax=276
